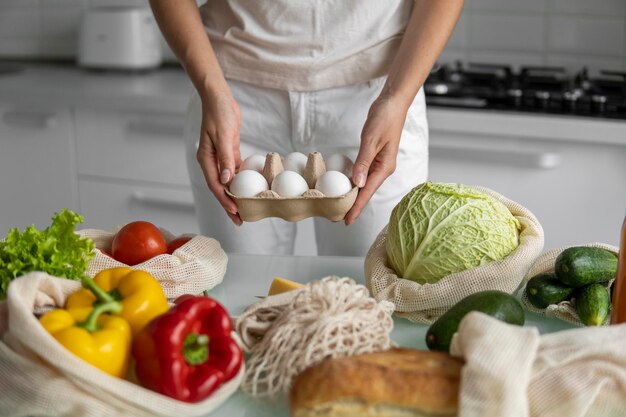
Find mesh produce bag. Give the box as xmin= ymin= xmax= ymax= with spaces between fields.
xmin=521 ymin=243 xmax=618 ymax=326
xmin=450 ymin=312 xmax=626 ymax=417
xmin=234 ymin=276 xmax=395 ymax=399
xmin=0 ymin=272 xmax=243 ymax=417
xmin=365 ymin=186 xmax=544 ymax=324
xmin=78 ymin=228 xmax=227 ymax=299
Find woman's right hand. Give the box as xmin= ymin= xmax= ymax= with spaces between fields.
xmin=197 ymin=89 xmax=243 ymax=225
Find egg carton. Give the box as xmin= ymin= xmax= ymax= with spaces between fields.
xmin=226 ymin=152 xmax=358 ymax=222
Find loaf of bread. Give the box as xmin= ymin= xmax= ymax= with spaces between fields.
xmin=290 ymin=348 xmax=463 ymax=417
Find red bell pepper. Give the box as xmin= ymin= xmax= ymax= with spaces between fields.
xmin=132 ymin=295 xmax=243 ymax=402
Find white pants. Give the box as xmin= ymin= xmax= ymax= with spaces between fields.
xmin=184 ymin=77 xmax=429 ymax=256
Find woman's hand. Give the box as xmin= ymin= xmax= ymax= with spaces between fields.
xmin=344 ymin=94 xmax=409 ymax=226
xmin=196 ymin=90 xmax=243 ymax=225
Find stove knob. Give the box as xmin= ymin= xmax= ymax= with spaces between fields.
xmin=431 ymin=83 xmax=450 ymax=95
xmin=507 ymin=88 xmax=523 ymax=108
xmin=563 ymin=91 xmax=580 ymax=111
xmin=534 ymin=91 xmax=551 ymax=110
xmin=591 ymin=94 xmax=608 ymax=114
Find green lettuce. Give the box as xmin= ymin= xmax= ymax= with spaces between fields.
xmin=0 ymin=209 xmax=95 ymax=298
xmin=386 ymin=182 xmax=520 ymax=284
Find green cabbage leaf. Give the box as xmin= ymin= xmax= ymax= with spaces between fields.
xmin=0 ymin=209 xmax=95 ymax=299
xmin=386 ymin=182 xmax=520 ymax=284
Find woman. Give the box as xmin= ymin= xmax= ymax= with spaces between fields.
xmin=150 ymin=0 xmax=463 ymax=256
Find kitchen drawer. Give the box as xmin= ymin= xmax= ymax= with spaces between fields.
xmin=0 ymin=104 xmax=78 ymax=235
xmin=429 ymin=130 xmax=626 ymax=250
xmin=78 ymin=179 xmax=198 ymax=236
xmin=75 ymin=109 xmax=190 ymax=186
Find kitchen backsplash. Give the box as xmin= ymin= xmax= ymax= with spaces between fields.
xmin=0 ymin=0 xmax=625 ymax=71
xmin=442 ymin=0 xmax=626 ymax=71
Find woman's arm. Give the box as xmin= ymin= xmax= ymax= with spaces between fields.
xmin=345 ymin=0 xmax=464 ymax=225
xmin=150 ymin=0 xmax=242 ymax=225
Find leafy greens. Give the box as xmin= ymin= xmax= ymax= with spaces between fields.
xmin=0 ymin=209 xmax=95 ymax=298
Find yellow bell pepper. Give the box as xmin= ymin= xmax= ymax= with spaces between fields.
xmin=40 ymin=295 xmax=131 ymax=378
xmin=66 ymin=267 xmax=168 ymax=336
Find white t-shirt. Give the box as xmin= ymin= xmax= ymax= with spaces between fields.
xmin=199 ymin=0 xmax=413 ymax=91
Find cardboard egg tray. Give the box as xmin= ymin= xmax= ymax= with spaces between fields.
xmin=226 ymin=152 xmax=358 ymax=222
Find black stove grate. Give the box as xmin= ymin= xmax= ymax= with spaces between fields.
xmin=423 ymin=62 xmax=626 ymax=119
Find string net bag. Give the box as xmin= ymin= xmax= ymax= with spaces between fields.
xmin=78 ymin=228 xmax=227 ymax=299
xmin=521 ymin=242 xmax=618 ymax=326
xmin=365 ymin=186 xmax=544 ymax=324
xmin=234 ymin=276 xmax=395 ymax=400
xmin=0 ymin=272 xmax=243 ymax=417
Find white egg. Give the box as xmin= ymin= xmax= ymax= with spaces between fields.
xmin=324 ymin=153 xmax=354 ymax=177
xmin=271 ymin=171 xmax=309 ymax=197
xmin=229 ymin=170 xmax=269 ymax=197
xmin=315 ymin=170 xmax=353 ymax=197
xmin=240 ymin=154 xmax=266 ymax=174
xmin=283 ymin=152 xmax=308 ymax=175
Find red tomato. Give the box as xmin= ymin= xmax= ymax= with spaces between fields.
xmin=98 ymin=248 xmax=113 ymax=258
xmin=167 ymin=236 xmax=193 ymax=254
xmin=111 ymin=221 xmax=167 ymax=265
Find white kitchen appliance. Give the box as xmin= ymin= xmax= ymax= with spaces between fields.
xmin=78 ymin=7 xmax=162 ymax=70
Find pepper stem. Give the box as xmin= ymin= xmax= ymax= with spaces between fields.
xmin=77 ymin=301 xmax=122 ymax=333
xmin=184 ymin=333 xmax=210 ymax=366
xmin=82 ymin=276 xmax=115 ymax=304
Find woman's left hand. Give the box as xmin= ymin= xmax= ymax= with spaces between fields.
xmin=344 ymin=94 xmax=409 ymax=225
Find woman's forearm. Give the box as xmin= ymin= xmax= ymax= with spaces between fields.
xmin=149 ymin=0 xmax=229 ymax=98
xmin=382 ymin=0 xmax=464 ymax=108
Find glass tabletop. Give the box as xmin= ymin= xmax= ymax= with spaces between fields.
xmin=203 ymin=253 xmax=576 ymax=417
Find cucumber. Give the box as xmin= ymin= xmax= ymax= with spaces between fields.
xmin=574 ymin=283 xmax=610 ymax=326
xmin=555 ymin=247 xmax=618 ymax=287
xmin=425 ymin=290 xmax=525 ymax=352
xmin=525 ymin=273 xmax=574 ymax=309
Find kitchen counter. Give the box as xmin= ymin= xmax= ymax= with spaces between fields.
xmin=0 ymin=62 xmax=194 ymax=113
xmin=204 ymin=253 xmax=576 ymax=417
xmin=1 ymin=62 xmax=625 ymax=146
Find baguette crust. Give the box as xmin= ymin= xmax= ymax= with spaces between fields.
xmin=290 ymin=348 xmax=463 ymax=417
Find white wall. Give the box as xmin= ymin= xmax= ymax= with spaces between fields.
xmin=0 ymin=0 xmax=625 ymax=71
xmin=443 ymin=0 xmax=626 ymax=71
xmin=0 ymin=0 xmax=177 ymax=60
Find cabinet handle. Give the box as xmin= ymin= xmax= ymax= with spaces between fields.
xmin=131 ymin=190 xmax=196 ymax=212
xmin=430 ymin=143 xmax=561 ymax=169
xmin=3 ymin=110 xmax=57 ymax=129
xmin=126 ymin=120 xmax=185 ymax=137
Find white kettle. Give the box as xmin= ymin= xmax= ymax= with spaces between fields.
xmin=78 ymin=7 xmax=162 ymax=70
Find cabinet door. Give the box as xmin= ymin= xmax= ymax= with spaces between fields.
xmin=0 ymin=104 xmax=77 ymax=235
xmin=429 ymin=130 xmax=626 ymax=250
xmin=75 ymin=109 xmax=189 ymax=186
xmin=509 ymin=137 xmax=626 ymax=250
xmin=78 ymin=179 xmax=198 ymax=236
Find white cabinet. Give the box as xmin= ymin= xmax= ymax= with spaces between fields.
xmin=75 ymin=109 xmax=190 ymax=186
xmin=428 ymin=111 xmax=626 ymax=250
xmin=0 ymin=104 xmax=78 ymax=235
xmin=74 ymin=108 xmax=198 ymax=235
xmin=78 ymin=179 xmax=198 ymax=234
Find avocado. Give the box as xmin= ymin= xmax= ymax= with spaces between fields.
xmin=426 ymin=290 xmax=525 ymax=352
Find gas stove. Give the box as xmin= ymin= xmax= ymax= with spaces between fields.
xmin=424 ymin=62 xmax=626 ymax=120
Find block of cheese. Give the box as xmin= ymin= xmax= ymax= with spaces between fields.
xmin=268 ymin=277 xmax=305 ymax=296
xmin=290 ymin=348 xmax=463 ymax=417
